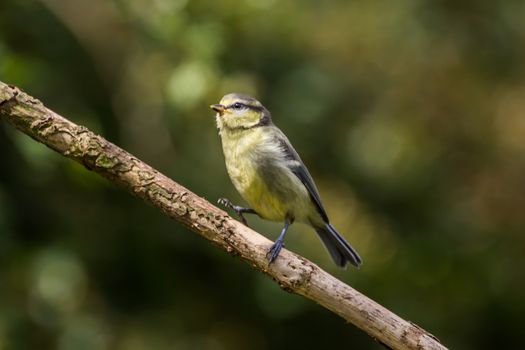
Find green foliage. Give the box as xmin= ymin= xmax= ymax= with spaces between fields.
xmin=1 ymin=0 xmax=524 ymax=349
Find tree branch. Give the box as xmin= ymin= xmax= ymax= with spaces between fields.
xmin=0 ymin=81 xmax=447 ymax=350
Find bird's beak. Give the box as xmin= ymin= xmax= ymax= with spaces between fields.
xmin=210 ymin=104 xmax=225 ymax=116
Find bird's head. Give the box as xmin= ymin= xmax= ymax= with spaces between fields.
xmin=211 ymin=93 xmax=271 ymax=131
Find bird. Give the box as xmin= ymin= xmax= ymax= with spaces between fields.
xmin=211 ymin=93 xmax=362 ymax=268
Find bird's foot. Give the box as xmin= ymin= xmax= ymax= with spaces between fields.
xmin=217 ymin=198 xmax=249 ymax=226
xmin=267 ymin=239 xmax=285 ymax=264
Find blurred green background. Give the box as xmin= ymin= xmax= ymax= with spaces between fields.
xmin=1 ymin=0 xmax=525 ymax=349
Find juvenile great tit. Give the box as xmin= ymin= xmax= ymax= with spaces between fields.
xmin=211 ymin=93 xmax=362 ymax=268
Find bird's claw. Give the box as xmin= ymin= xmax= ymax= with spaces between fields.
xmin=217 ymin=197 xmax=233 ymax=209
xmin=267 ymin=240 xmax=285 ymax=264
xmin=238 ymin=215 xmax=248 ymax=226
xmin=217 ymin=198 xmax=249 ymax=226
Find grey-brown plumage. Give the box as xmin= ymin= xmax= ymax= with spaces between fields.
xmin=212 ymin=93 xmax=362 ymax=268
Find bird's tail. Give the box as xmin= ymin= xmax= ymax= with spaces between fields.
xmin=314 ymin=223 xmax=362 ymax=268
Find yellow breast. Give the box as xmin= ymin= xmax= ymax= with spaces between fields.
xmin=221 ymin=128 xmax=288 ymax=221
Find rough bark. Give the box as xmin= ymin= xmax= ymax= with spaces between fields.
xmin=0 ymin=81 xmax=448 ymax=350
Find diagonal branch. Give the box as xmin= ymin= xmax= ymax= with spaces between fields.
xmin=0 ymin=81 xmax=447 ymax=350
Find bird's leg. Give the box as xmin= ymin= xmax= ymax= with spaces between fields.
xmin=217 ymin=198 xmax=257 ymax=226
xmin=267 ymin=218 xmax=292 ymax=264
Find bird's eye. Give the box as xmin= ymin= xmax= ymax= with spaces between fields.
xmin=232 ymin=102 xmax=244 ymax=110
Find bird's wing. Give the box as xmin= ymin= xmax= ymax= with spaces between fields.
xmin=290 ymin=164 xmax=329 ymax=223
xmin=275 ymin=131 xmax=329 ymax=223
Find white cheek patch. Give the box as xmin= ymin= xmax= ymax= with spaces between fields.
xmin=220 ymin=107 xmax=262 ymax=131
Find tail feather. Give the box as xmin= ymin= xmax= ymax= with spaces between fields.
xmin=315 ymin=223 xmax=362 ymax=268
